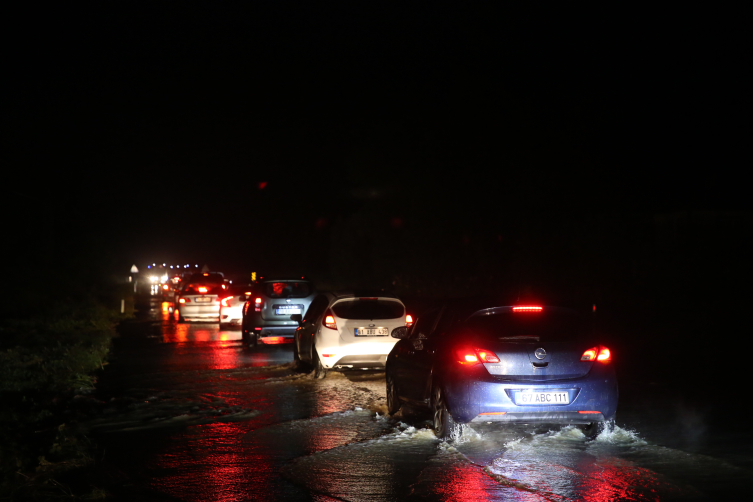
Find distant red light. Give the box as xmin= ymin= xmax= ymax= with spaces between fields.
xmin=512 ymin=306 xmax=543 ymax=312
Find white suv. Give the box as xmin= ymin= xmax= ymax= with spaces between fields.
xmin=292 ymin=292 xmax=410 ymax=377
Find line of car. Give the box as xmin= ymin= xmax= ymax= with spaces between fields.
xmin=173 ymin=274 xmax=619 ymax=440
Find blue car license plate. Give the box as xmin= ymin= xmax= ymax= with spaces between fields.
xmin=515 ymin=391 xmax=570 ymax=405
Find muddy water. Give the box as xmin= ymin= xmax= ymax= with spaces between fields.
xmin=86 ymin=298 xmax=752 ymax=500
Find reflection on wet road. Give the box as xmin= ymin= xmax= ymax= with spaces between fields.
xmin=86 ymin=298 xmax=752 ymax=500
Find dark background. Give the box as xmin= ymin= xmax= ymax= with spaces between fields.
xmin=5 ymin=4 xmax=751 ymax=371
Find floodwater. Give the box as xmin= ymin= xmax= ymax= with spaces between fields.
xmin=85 ymin=297 xmax=752 ymax=500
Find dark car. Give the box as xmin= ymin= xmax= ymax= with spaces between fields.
xmin=386 ymin=300 xmax=618 ymax=439
xmin=241 ymin=278 xmax=315 ymax=346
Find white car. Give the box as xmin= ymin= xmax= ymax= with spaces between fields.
xmin=219 ymin=285 xmax=255 ymax=328
xmin=292 ymin=292 xmax=411 ymax=377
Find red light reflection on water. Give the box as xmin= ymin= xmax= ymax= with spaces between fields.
xmin=579 ymin=457 xmax=671 ymax=502
xmin=427 ymin=463 xmax=495 ymax=501
xmin=151 ymin=421 xmax=272 ymax=502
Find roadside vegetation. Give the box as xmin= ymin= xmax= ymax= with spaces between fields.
xmin=0 ymin=276 xmax=133 ymax=500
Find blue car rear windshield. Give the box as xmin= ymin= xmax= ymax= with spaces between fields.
xmin=332 ymin=300 xmax=405 ymax=320
xmin=465 ymin=311 xmax=586 ymax=341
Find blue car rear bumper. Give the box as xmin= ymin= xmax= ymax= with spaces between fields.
xmin=443 ymin=363 xmax=618 ymax=424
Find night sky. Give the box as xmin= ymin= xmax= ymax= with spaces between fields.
xmin=6 ymin=4 xmax=750 ymax=289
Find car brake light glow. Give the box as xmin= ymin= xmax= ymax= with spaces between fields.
xmin=259 ymin=336 xmax=292 ymax=344
xmin=322 ymin=354 xmax=335 ymax=357
xmin=405 ymin=314 xmax=414 ymax=326
xmin=254 ymin=297 xmax=262 ymax=312
xmin=243 ymin=301 xmax=250 ymax=315
xmin=512 ymin=306 xmax=543 ymax=312
xmin=162 ymin=284 xmax=169 ymax=290
xmin=578 ymin=410 xmax=601 ymax=414
xmin=581 ymin=346 xmax=611 ymax=363
xmin=324 ymin=310 xmax=337 ymax=330
xmin=179 ymin=298 xmax=188 ymax=303
xmin=254 ymin=327 xmax=262 ymax=331
xmin=455 ymin=347 xmax=500 ymax=365
xmin=198 ymin=286 xmax=208 ymax=293
xmin=476 ymin=350 xmax=500 ymax=363
xmin=221 ymin=296 xmax=234 ymax=307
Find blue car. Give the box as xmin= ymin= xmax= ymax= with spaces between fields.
xmin=385 ymin=300 xmax=618 ymax=439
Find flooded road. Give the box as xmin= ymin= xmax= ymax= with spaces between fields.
xmin=86 ymin=297 xmax=752 ymax=500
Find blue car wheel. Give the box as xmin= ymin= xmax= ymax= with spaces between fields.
xmin=432 ymin=386 xmax=457 ymax=439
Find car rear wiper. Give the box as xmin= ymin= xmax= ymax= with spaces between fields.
xmin=498 ymin=335 xmax=540 ymax=341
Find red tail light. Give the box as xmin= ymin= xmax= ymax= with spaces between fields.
xmin=323 ymin=309 xmax=337 ymax=330
xmin=243 ymin=301 xmax=250 ymax=315
xmin=455 ymin=347 xmax=500 ymax=365
xmin=162 ymin=284 xmax=169 ymax=291
xmin=405 ymin=314 xmax=414 ymax=326
xmin=198 ymin=286 xmax=208 ymax=294
xmin=254 ymin=297 xmax=262 ymax=312
xmin=581 ymin=346 xmax=611 ymax=363
xmin=179 ymin=297 xmax=189 ymax=303
xmin=512 ymin=306 xmax=543 ymax=312
xmin=221 ymin=296 xmax=234 ymax=307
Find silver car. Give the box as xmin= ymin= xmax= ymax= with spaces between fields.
xmin=176 ymin=272 xmax=227 ymax=322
